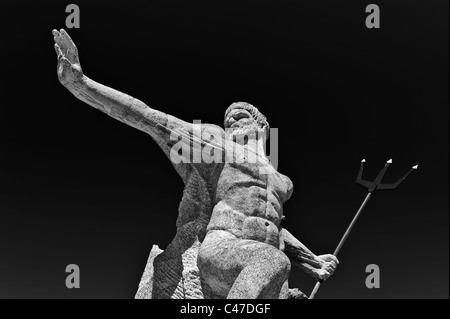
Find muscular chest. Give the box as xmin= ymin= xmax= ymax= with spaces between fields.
xmin=216 ymin=154 xmax=292 ymax=206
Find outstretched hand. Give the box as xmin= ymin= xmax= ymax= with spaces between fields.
xmin=53 ymin=29 xmax=83 ymax=87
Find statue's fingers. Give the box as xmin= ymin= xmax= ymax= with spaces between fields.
xmin=321 ymin=270 xmax=331 ymax=281
xmin=60 ymin=29 xmax=75 ymax=47
xmin=58 ymin=56 xmax=70 ymax=69
xmin=324 ymin=254 xmax=339 ymax=264
xmin=60 ymin=29 xmax=78 ymax=52
xmin=329 ymin=261 xmax=337 ymax=270
xmin=332 ymin=256 xmax=339 ymax=264
xmin=52 ymin=29 xmax=60 ymax=37
xmin=323 ymin=264 xmax=334 ymax=272
xmin=54 ymin=33 xmax=66 ymax=52
xmin=54 ymin=43 xmax=63 ymax=59
xmin=60 ymin=29 xmax=79 ymax=63
xmin=323 ymin=261 xmax=336 ymax=273
xmin=57 ymin=57 xmax=71 ymax=82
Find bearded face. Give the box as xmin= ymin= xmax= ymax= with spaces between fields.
xmin=224 ymin=108 xmax=262 ymax=143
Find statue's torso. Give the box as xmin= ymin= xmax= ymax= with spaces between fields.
xmin=207 ymin=141 xmax=293 ymax=248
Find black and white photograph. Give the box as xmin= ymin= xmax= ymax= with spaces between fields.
xmin=0 ymin=0 xmax=448 ymax=310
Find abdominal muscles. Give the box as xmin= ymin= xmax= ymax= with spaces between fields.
xmin=207 ymin=199 xmax=281 ymax=248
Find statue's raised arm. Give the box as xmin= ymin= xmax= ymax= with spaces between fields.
xmin=53 ymin=29 xmax=219 ymax=179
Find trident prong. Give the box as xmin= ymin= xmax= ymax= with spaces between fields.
xmin=377 ymin=164 xmax=419 ymax=190
xmin=356 ymin=159 xmax=372 ymax=189
xmin=356 ymin=158 xmax=417 ymax=193
xmin=309 ymin=158 xmax=418 ymax=299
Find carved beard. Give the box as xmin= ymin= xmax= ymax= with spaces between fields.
xmin=228 ymin=120 xmax=261 ymax=144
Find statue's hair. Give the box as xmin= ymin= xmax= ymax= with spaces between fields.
xmin=224 ymin=102 xmax=270 ymax=139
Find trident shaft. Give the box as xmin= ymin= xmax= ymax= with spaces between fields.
xmin=309 ymin=158 xmax=418 ymax=299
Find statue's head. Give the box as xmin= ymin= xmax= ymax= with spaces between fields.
xmin=224 ymin=102 xmax=270 ymax=142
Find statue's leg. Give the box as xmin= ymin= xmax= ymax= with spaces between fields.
xmin=226 ymin=241 xmax=291 ymax=299
xmin=198 ymin=230 xmax=291 ymax=299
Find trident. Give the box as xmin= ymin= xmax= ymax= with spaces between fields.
xmin=309 ymin=158 xmax=418 ymax=299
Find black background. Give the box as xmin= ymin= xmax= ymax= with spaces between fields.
xmin=0 ymin=1 xmax=448 ymax=299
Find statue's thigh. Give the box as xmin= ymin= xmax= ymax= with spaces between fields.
xmin=198 ymin=230 xmax=289 ymax=285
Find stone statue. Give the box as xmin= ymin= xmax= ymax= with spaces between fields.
xmin=53 ymin=29 xmax=338 ymax=299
